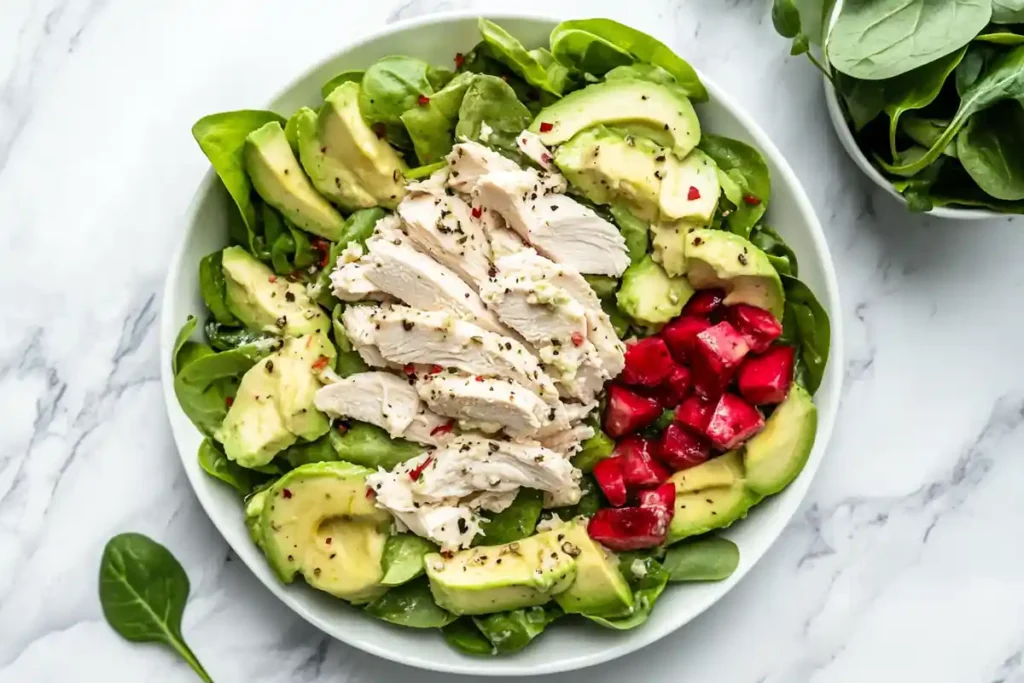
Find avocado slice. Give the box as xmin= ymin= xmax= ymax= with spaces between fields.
xmin=553 ymin=522 xmax=634 ymax=618
xmin=744 ymin=384 xmax=817 ymax=496
xmin=243 ymin=122 xmax=346 ymax=240
xmin=616 ymin=255 xmax=695 ymax=325
xmin=650 ymin=220 xmax=693 ymax=277
xmin=529 ymin=79 xmax=700 ymax=158
xmin=221 ymin=246 xmax=329 ymax=336
xmin=659 ymin=148 xmax=720 ymax=223
xmin=425 ymin=528 xmax=578 ymax=616
xmin=215 ymin=334 xmax=335 ymax=468
xmin=684 ymin=228 xmax=785 ymax=319
xmin=316 ymin=82 xmax=406 ymax=209
xmin=295 ymin=107 xmax=376 ymax=211
xmin=666 ymin=451 xmax=760 ymax=544
xmin=260 ymin=461 xmax=390 ymax=603
xmin=245 ymin=489 xmax=269 ymax=548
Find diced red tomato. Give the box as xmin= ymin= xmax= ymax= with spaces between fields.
xmin=637 ymin=482 xmax=676 ymax=511
xmin=675 ymin=395 xmax=715 ymax=434
xmin=682 ymin=289 xmax=725 ymax=318
xmin=616 ymin=436 xmax=669 ymax=490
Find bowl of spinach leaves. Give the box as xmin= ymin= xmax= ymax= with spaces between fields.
xmin=774 ymin=0 xmax=1024 ymax=217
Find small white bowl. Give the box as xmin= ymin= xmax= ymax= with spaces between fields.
xmin=823 ymin=80 xmax=999 ymax=220
xmin=161 ymin=12 xmax=844 ymax=676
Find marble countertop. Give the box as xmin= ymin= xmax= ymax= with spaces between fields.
xmin=3 ymin=0 xmax=1024 ymax=681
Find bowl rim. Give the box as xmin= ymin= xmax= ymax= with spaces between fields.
xmin=821 ymin=78 xmax=1000 ymax=221
xmin=160 ymin=10 xmax=844 ymax=675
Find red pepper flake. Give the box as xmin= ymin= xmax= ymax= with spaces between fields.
xmin=687 ymin=186 xmax=701 ymax=201
xmin=743 ymin=194 xmax=762 ymax=206
xmin=430 ymin=421 xmax=454 ymax=436
xmin=471 ymin=205 xmax=482 ymax=219
xmin=312 ymin=238 xmax=331 ymax=269
xmin=417 ymin=94 xmax=430 ymax=106
xmin=474 ymin=375 xmax=484 ymax=382
xmin=429 ymin=364 xmax=443 ymax=374
xmin=336 ymin=422 xmax=349 ymax=434
xmin=268 ymin=275 xmax=278 ymax=283
xmin=365 ymin=487 xmax=374 ymax=498
xmin=225 ymin=396 xmax=234 ymax=407
xmin=282 ymin=488 xmax=293 ymax=499
xmin=311 ymin=355 xmax=330 ymax=371
xmin=571 ymin=332 xmax=584 ymax=347
xmin=541 ymin=153 xmax=552 ymax=164
xmin=372 ymin=123 xmax=387 ymax=139
xmin=538 ymin=121 xmax=554 ymax=133
xmin=403 ymin=363 xmax=416 ymax=376
xmin=409 ymin=456 xmax=434 ymax=481
xmin=454 ymin=52 xmax=465 ymax=68
xmin=325 ymin=537 xmax=332 ymax=545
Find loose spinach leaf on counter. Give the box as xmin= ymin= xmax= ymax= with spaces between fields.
xmin=381 ymin=534 xmax=438 ymax=587
xmin=472 ymin=605 xmax=563 ymax=654
xmin=365 ymin=578 xmax=456 ymax=628
xmin=955 ymin=100 xmax=1024 ymax=201
xmin=662 ymin=537 xmax=740 ymax=582
xmin=781 ymin=275 xmax=830 ymax=394
xmin=197 ymin=438 xmax=269 ymax=495
xmin=99 ymin=534 xmax=214 ymax=683
xmin=454 ymin=75 xmax=534 ymax=162
xmin=479 ymin=18 xmax=572 ymax=95
xmin=587 ymin=554 xmax=669 ymax=630
xmin=198 ymin=251 xmax=237 ymax=326
xmin=443 ymin=618 xmax=495 ymax=655
xmin=321 ymin=70 xmax=364 ymax=99
xmin=477 ymin=488 xmax=544 ymax=545
xmin=699 ymin=134 xmax=770 ymax=239
xmin=192 ymin=110 xmax=285 ymax=236
xmin=359 ymin=56 xmax=436 ymax=150
xmin=328 ymin=421 xmax=424 ymax=469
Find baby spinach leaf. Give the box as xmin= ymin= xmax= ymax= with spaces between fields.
xmin=99 ymin=534 xmax=214 ymax=682
xmin=472 ymin=605 xmax=563 ymax=653
xmin=197 ymin=438 xmax=269 ymax=495
xmin=772 ymin=0 xmax=836 ymax=51
xmin=886 ymin=45 xmax=1024 ymax=176
xmin=898 ymin=115 xmax=956 ymax=156
xmin=192 ymin=110 xmax=285 ymax=235
xmin=572 ymin=429 xmax=615 ymax=473
xmin=321 ymin=70 xmax=364 ymax=99
xmin=454 ymin=75 xmax=533 ymax=162
xmin=365 ymin=578 xmax=456 ymax=628
xmin=750 ymin=225 xmax=799 ymax=277
xmin=477 ymin=488 xmax=544 ymax=545
xmin=587 ymin=555 xmax=668 ymax=630
xmin=699 ymin=134 xmax=770 ymax=239
xmin=478 ymin=19 xmax=571 ymax=95
xmin=328 ymin=421 xmax=424 ymax=469
xmin=882 ymin=46 xmax=967 ymax=159
xmin=602 ymin=297 xmax=631 ymax=338
xmin=550 ymin=19 xmax=707 ymax=101
xmin=604 ymin=63 xmax=677 ymax=86
xmin=781 ymin=275 xmax=831 ymax=394
xmin=834 ymin=73 xmax=887 ymax=132
xmin=329 ymin=304 xmax=371 ymax=377
xmin=442 ymin=618 xmax=495 ymax=655
xmin=955 ymin=43 xmax=999 ymax=96
xmin=555 ymin=474 xmax=601 ymax=519
xmin=406 ymin=161 xmax=448 ymax=180
xmin=204 ymin=321 xmax=273 ymax=352
xmin=359 ymin=56 xmax=435 ymax=150
xmin=992 ymin=0 xmax=1024 ymax=23
xmin=457 ymin=42 xmax=557 ymax=115
xmin=198 ymin=251 xmax=238 ymax=326
xmin=550 ymin=28 xmax=634 ymax=79
xmin=608 ymin=203 xmax=650 ymax=264
xmin=381 ymin=534 xmax=438 ymax=586
xmin=976 ymin=31 xmax=1024 ymax=46
xmin=771 ymin=0 xmax=802 ymax=39
xmin=828 ymin=0 xmax=990 ymax=80
xmin=956 ymin=101 xmax=1024 ymax=200
xmin=401 ymin=72 xmax=477 ymax=164
xmin=662 ymin=536 xmax=740 ymax=581
xmin=280 ymin=435 xmax=336 ymax=468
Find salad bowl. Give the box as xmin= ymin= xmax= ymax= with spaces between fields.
xmin=160 ymin=12 xmax=844 ymax=675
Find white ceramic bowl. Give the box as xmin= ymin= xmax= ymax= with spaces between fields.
xmin=823 ymin=80 xmax=998 ymax=220
xmin=161 ymin=12 xmax=844 ymax=676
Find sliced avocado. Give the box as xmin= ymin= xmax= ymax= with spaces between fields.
xmin=650 ymin=220 xmax=694 ymax=277
xmin=425 ymin=529 xmax=578 ymax=616
xmin=221 ymin=246 xmax=329 ymax=336
xmin=616 ymin=255 xmax=694 ymax=325
xmin=554 ymin=522 xmax=634 ymax=618
xmin=318 ymin=82 xmax=406 ymax=209
xmin=744 ymin=384 xmax=817 ymax=496
xmin=295 ymin=107 xmax=376 ymax=211
xmin=275 ymin=334 xmax=335 ymax=440
xmin=260 ymin=461 xmax=390 ymax=603
xmin=667 ymin=451 xmax=760 ymax=544
xmin=684 ymin=229 xmax=785 ymax=320
xmin=659 ymin=149 xmax=720 ymax=224
xmin=245 ymin=489 xmax=269 ymax=548
xmin=529 ymin=80 xmax=700 ymax=158
xmin=243 ymin=122 xmax=346 ymax=240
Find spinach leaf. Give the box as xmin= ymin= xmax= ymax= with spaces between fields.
xmin=99 ymin=534 xmax=213 ymax=682
xmin=828 ymin=0 xmax=991 ymax=80
xmin=781 ymin=275 xmax=831 ymax=394
xmin=834 ymin=73 xmax=887 ymax=132
xmin=406 ymin=161 xmax=447 ymax=180
xmin=976 ymin=31 xmax=1024 ymax=46
xmin=400 ymin=72 xmax=477 ymax=164
xmin=364 ymin=578 xmax=456 ymax=628
xmin=549 ymin=19 xmax=707 ymax=101
xmin=602 ymin=298 xmax=631 ymax=338
xmin=329 ymin=304 xmax=371 ymax=377
xmin=321 ymin=70 xmax=364 ymax=99
xmin=554 ymin=474 xmax=601 ymax=519
xmin=886 ymin=45 xmax=1024 ymax=176
xmin=750 ymin=225 xmax=799 ymax=277
xmin=572 ymin=429 xmax=615 ymax=473
xmin=472 ymin=605 xmax=563 ymax=653
xmin=477 ymin=488 xmax=544 ymax=545
xmin=328 ymin=421 xmax=424 ymax=469
xmin=442 ymin=618 xmax=495 ymax=655
xmin=604 ymin=63 xmax=677 ymax=86
xmin=955 ymin=43 xmax=999 ymax=96
xmin=204 ymin=321 xmax=273 ymax=353
xmin=478 ymin=19 xmax=571 ymax=95
xmin=772 ymin=0 xmax=836 ymax=51
xmin=192 ymin=110 xmax=285 ymax=236
xmin=454 ymin=75 xmax=533 ymax=162
xmin=992 ymin=0 xmax=1024 ymax=23
xmin=198 ymin=251 xmax=238 ymax=325
xmin=280 ymin=435 xmax=336 ymax=468
xmin=662 ymin=536 xmax=740 ymax=581
xmin=197 ymin=438 xmax=269 ymax=495
xmin=882 ymin=46 xmax=967 ymax=159
xmin=550 ymin=28 xmax=634 ymax=79
xmin=587 ymin=555 xmax=669 ymax=630
xmin=381 ymin=534 xmax=438 ymax=586
xmin=955 ymin=100 xmax=1024 ymax=200
xmin=699 ymin=134 xmax=770 ymax=239
xmin=457 ymin=42 xmax=557 ymax=115
xmin=583 ymin=275 xmax=619 ymax=299
xmin=359 ymin=56 xmax=435 ymax=149
xmin=608 ymin=203 xmax=649 ymax=264
xmin=899 ymin=115 xmax=956 ymax=156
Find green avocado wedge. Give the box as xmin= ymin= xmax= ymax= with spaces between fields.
xmin=743 ymin=384 xmax=818 ymax=496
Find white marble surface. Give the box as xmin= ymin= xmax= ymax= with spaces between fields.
xmin=3 ymin=0 xmax=1024 ymax=681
